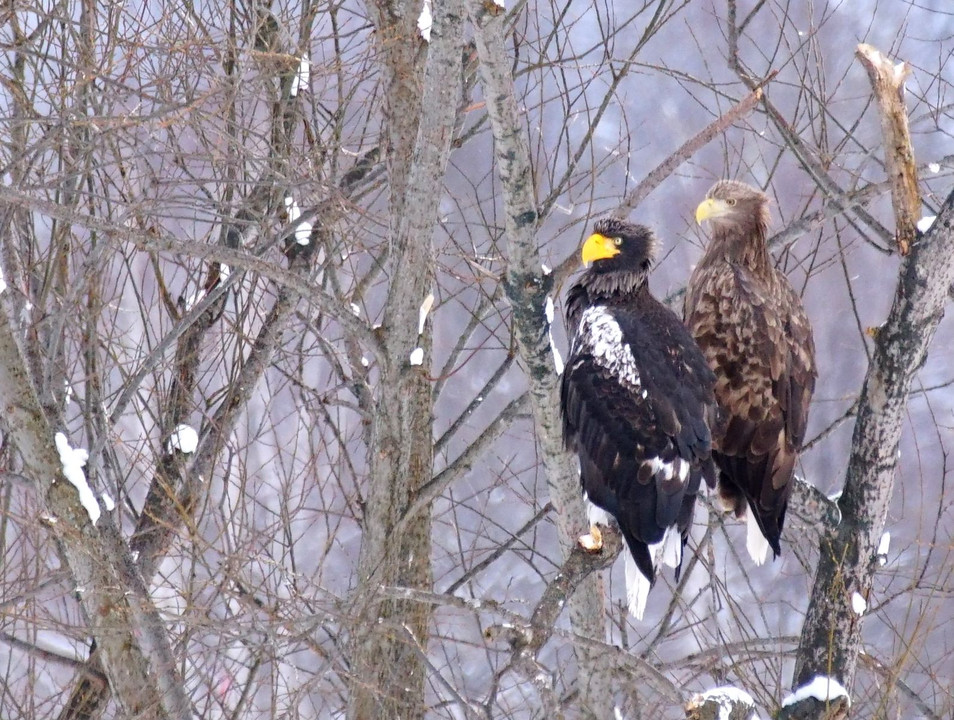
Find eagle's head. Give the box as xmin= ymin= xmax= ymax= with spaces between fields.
xmin=581 ymin=219 xmax=658 ymax=273
xmin=695 ymin=180 xmax=770 ymax=235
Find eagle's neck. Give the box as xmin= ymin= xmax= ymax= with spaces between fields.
xmin=583 ymin=268 xmax=647 ymax=302
xmin=567 ymin=268 xmax=647 ymax=330
xmin=708 ymin=220 xmax=772 ymax=275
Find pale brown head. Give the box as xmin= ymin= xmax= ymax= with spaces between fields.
xmin=695 ymin=180 xmax=771 ymax=237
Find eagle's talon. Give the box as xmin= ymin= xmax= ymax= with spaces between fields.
xmin=578 ymin=524 xmax=604 ymax=553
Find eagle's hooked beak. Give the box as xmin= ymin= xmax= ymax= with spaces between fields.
xmin=581 ymin=233 xmax=620 ymax=266
xmin=695 ymin=197 xmax=728 ymax=225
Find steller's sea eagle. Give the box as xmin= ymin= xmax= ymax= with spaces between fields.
xmin=684 ymin=180 xmax=817 ymax=565
xmin=560 ymin=219 xmax=717 ymax=619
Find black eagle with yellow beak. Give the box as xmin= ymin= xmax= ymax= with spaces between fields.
xmin=560 ymin=218 xmax=717 ymax=619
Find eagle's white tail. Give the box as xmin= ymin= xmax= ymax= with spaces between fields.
xmin=745 ymin=509 xmax=770 ymax=565
xmin=623 ymin=545 xmax=652 ymax=620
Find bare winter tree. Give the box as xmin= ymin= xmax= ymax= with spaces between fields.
xmin=1 ymin=2 xmax=953 ymax=720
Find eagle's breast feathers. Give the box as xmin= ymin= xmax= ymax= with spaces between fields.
xmin=686 ymin=180 xmax=817 ymax=562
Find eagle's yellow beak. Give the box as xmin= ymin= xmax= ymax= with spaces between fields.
xmin=581 ymin=233 xmax=620 ymax=266
xmin=695 ymin=197 xmax=728 ymax=225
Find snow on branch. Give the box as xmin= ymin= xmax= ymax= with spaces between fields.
xmin=794 ymin=45 xmax=954 ymax=692
xmin=54 ymin=432 xmax=99 ymax=526
xmin=685 ymin=685 xmax=758 ymax=720
xmin=780 ymin=676 xmax=850 ymax=720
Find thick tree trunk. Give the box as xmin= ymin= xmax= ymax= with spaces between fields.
xmin=346 ymin=2 xmax=464 ymax=718
xmin=792 ymin=45 xmax=954 ymax=697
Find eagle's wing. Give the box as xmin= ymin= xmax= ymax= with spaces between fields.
xmin=560 ymin=302 xmax=715 ymax=580
xmin=684 ymin=262 xmax=815 ymax=555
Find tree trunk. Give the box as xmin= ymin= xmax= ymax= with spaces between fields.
xmin=0 ymin=316 xmax=191 ymax=720
xmin=347 ymin=2 xmax=464 ymax=717
xmin=793 ymin=45 xmax=954 ymax=695
xmin=467 ymin=2 xmax=616 ymax=716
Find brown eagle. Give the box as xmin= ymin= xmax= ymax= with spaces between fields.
xmin=684 ymin=180 xmax=816 ymax=564
xmin=560 ymin=219 xmax=717 ymax=618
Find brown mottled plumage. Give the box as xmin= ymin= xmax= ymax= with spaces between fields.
xmin=684 ymin=180 xmax=816 ymax=563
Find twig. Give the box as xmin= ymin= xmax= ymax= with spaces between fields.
xmin=612 ymin=79 xmax=772 ymax=219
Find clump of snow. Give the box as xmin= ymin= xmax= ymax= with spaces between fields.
xmin=493 ymin=0 xmax=505 ymax=7
xmin=541 ymin=263 xmax=552 ymax=275
xmin=928 ymin=162 xmax=940 ymax=173
xmin=782 ymin=675 xmax=850 ymax=708
xmin=54 ymin=432 xmax=100 ymax=526
xmin=550 ymin=340 xmax=564 ymax=375
xmin=284 ymin=196 xmax=312 ymax=245
xmin=418 ymin=292 xmax=434 ymax=335
xmin=851 ymin=591 xmax=867 ymax=615
xmin=417 ymin=0 xmax=432 ymax=42
xmin=168 ymin=424 xmax=199 ymax=454
xmin=544 ymin=295 xmax=564 ymax=373
xmin=409 ymin=347 xmax=424 ymax=366
xmin=360 ymin=356 xmax=370 ymax=368
xmin=101 ymin=492 xmax=115 ymax=512
xmin=877 ymin=531 xmax=891 ymax=565
xmin=544 ymin=296 xmax=555 ymax=324
xmin=688 ymin=686 xmax=757 ymax=720
xmin=0 ymin=264 xmax=6 ymax=295
xmin=917 ymin=215 xmax=936 ymax=233
xmin=290 ymin=55 xmax=310 ymax=97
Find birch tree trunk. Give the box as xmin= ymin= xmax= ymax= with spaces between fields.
xmin=466 ymin=2 xmax=616 ymax=716
xmin=791 ymin=44 xmax=954 ymax=702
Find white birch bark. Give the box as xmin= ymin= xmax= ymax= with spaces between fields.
xmin=791 ymin=45 xmax=954 ymax=708
xmin=466 ymin=2 xmax=615 ymax=716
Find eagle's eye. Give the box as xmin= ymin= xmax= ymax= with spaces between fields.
xmin=726 ymin=198 xmax=737 ymax=206
xmin=613 ymin=237 xmax=623 ymax=247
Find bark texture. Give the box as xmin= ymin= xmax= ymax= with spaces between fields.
xmin=346 ymin=2 xmax=463 ymax=718
xmin=0 ymin=318 xmax=191 ymax=720
xmin=855 ymin=44 xmax=921 ymax=255
xmin=793 ymin=45 xmax=954 ymax=696
xmin=467 ymin=2 xmax=615 ymax=716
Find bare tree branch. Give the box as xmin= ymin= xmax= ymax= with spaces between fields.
xmin=855 ymin=44 xmax=922 ymax=255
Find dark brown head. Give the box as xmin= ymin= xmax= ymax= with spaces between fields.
xmin=695 ymin=180 xmax=770 ymax=238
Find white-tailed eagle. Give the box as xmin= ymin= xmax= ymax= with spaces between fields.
xmin=685 ymin=180 xmax=817 ymax=564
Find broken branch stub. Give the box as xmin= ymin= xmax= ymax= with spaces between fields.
xmin=855 ymin=43 xmax=921 ymax=255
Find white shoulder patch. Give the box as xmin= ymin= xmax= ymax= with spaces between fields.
xmin=577 ymin=306 xmax=641 ymax=390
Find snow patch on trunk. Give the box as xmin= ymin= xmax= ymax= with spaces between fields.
xmin=54 ymin=432 xmax=99 ymax=526
xmin=782 ymin=675 xmax=850 ymax=708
